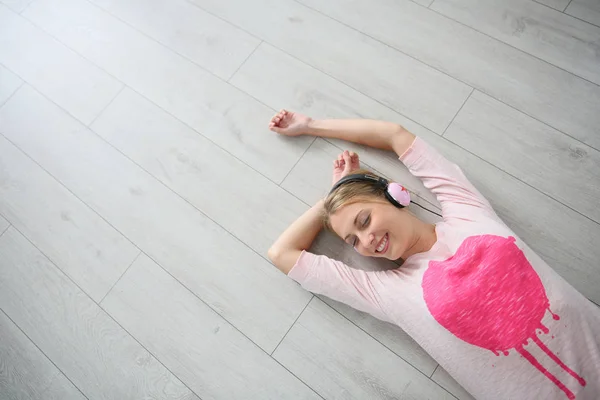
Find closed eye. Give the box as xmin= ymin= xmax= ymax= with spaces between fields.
xmin=349 ymin=214 xmax=370 ymax=247
xmin=362 ymin=214 xmax=371 ymax=228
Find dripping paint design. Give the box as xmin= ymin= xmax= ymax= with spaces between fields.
xmin=422 ymin=235 xmax=586 ymax=399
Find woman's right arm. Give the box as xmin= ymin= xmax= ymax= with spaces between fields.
xmin=270 ymin=110 xmax=495 ymax=221
xmin=306 ymin=118 xmax=416 ymax=158
xmin=269 ymin=109 xmax=415 ymax=158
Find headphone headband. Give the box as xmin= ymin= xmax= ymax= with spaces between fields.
xmin=329 ymin=173 xmax=389 ymax=195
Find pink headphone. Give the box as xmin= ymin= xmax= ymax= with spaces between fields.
xmin=329 ymin=173 xmax=411 ymax=208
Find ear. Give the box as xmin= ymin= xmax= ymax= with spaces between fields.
xmin=387 ymin=183 xmax=411 ymax=207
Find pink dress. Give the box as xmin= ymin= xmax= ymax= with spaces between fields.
xmin=288 ymin=137 xmax=600 ymax=400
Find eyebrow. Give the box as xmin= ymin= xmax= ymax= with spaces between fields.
xmin=344 ymin=211 xmax=361 ymax=241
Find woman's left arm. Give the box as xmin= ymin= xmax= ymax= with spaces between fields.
xmin=268 ymin=199 xmax=325 ymax=275
xmin=269 ymin=150 xmax=359 ymax=274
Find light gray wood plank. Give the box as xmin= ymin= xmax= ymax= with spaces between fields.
xmin=0 ymin=133 xmax=139 ymax=302
xmin=187 ymin=0 xmax=472 ymax=134
xmin=0 ymin=311 xmax=85 ymax=400
xmin=0 ymin=227 xmax=198 ymax=400
xmin=431 ymin=367 xmax=475 ymax=400
xmin=91 ymin=88 xmax=307 ymax=257
xmin=102 ymin=254 xmax=320 ymax=400
xmin=294 ymin=0 xmax=600 ymax=149
xmin=0 ymin=0 xmax=33 ymax=13
xmin=532 ymin=0 xmax=570 ymax=12
xmin=411 ymin=0 xmax=434 ymax=7
xmin=444 ymin=90 xmax=600 ymax=224
xmin=23 ymin=0 xmax=312 ymax=182
xmin=273 ymin=298 xmax=454 ymax=400
xmin=88 ymin=0 xmax=260 ymax=80
xmin=0 ymin=64 xmax=22 ymax=106
xmin=431 ymin=0 xmax=600 ymax=85
xmin=320 ymin=297 xmax=438 ymax=377
xmin=566 ymin=0 xmax=600 ymax=27
xmin=0 ymin=5 xmax=122 ymax=124
xmin=0 ymin=85 xmax=312 ymax=353
xmin=227 ymin=42 xmax=600 ymax=303
xmin=0 ymin=215 xmax=8 ymax=235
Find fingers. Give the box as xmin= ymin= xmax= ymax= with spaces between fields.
xmin=342 ymin=151 xmax=353 ymax=172
xmin=269 ymin=109 xmax=288 ymax=126
xmin=334 ymin=150 xmax=360 ymax=172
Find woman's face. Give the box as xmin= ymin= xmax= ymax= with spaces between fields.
xmin=328 ymin=199 xmax=416 ymax=260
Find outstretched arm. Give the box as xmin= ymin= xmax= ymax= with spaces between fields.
xmin=270 ymin=110 xmax=495 ymax=223
xmin=269 ymin=110 xmax=415 ymax=158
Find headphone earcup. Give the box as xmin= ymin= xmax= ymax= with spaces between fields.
xmin=387 ymin=183 xmax=411 ymax=207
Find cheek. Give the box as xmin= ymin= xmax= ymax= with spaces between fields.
xmin=390 ymin=223 xmax=411 ymax=250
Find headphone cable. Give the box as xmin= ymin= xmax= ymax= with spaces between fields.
xmin=412 ymin=201 xmax=442 ymax=218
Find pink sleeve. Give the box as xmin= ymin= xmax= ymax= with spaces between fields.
xmin=400 ymin=137 xmax=495 ymax=222
xmin=288 ymin=250 xmax=392 ymax=323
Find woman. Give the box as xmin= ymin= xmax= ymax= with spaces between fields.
xmin=267 ymin=110 xmax=600 ymax=400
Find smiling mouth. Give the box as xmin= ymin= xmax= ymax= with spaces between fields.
xmin=375 ymin=233 xmax=389 ymax=254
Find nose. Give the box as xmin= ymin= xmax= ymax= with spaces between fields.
xmin=356 ymin=231 xmax=376 ymax=252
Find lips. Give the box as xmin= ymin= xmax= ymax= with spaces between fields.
xmin=376 ymin=233 xmax=389 ymax=254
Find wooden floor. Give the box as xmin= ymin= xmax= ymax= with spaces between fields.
xmin=0 ymin=0 xmax=598 ymax=398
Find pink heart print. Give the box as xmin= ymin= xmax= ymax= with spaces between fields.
xmin=422 ymin=235 xmax=586 ymax=399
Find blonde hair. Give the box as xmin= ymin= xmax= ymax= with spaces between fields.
xmin=323 ymin=169 xmax=388 ymax=231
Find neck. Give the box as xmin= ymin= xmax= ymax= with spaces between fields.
xmin=402 ymin=221 xmax=437 ymax=259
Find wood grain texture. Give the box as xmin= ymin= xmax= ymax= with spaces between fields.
xmin=91 ymin=88 xmax=308 ymax=257
xmin=0 ymin=0 xmax=34 ymax=13
xmin=0 ymin=215 xmax=8 ymax=235
xmin=0 ymin=133 xmax=139 ymax=302
xmin=430 ymin=0 xmax=600 ymax=85
xmin=0 ymin=64 xmax=22 ymax=106
xmin=0 ymin=85 xmax=312 ymax=353
xmin=228 ymin=42 xmax=600 ymax=303
xmin=294 ymin=0 xmax=600 ymax=149
xmin=0 ymin=227 xmax=197 ymax=400
xmin=0 ymin=5 xmax=122 ymax=124
xmin=188 ymin=0 xmax=472 ymax=133
xmin=444 ymin=90 xmax=600 ymax=224
xmin=87 ymin=0 xmax=260 ymax=80
xmin=566 ymin=0 xmax=600 ymax=27
xmin=23 ymin=0 xmax=312 ymax=182
xmin=531 ymin=0 xmax=571 ymax=12
xmin=431 ymin=366 xmax=475 ymax=400
xmin=273 ymin=298 xmax=454 ymax=400
xmin=102 ymin=254 xmax=320 ymax=400
xmin=0 ymin=311 xmax=85 ymax=400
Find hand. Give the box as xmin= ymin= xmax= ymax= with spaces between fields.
xmin=332 ymin=150 xmax=360 ymax=186
xmin=269 ymin=109 xmax=312 ymax=136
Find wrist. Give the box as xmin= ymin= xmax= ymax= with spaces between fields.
xmin=305 ymin=118 xmax=318 ymax=135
